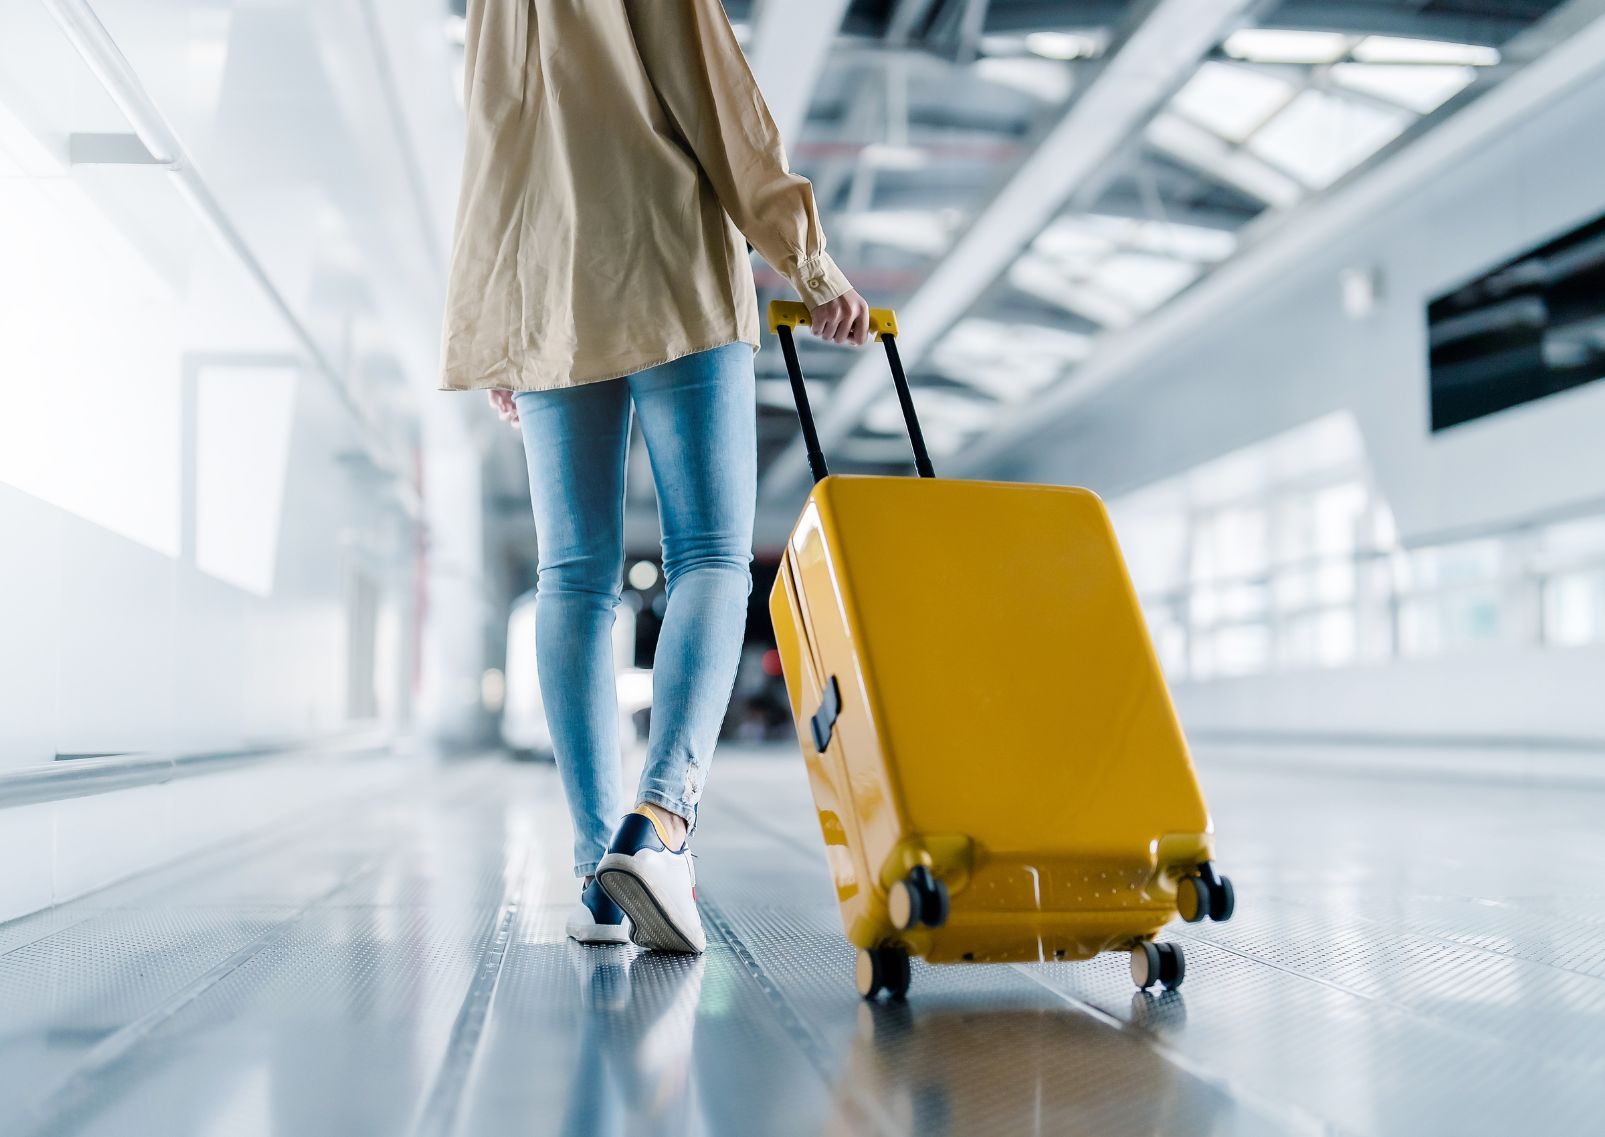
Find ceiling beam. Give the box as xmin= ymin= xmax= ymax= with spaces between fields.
xmin=888 ymin=0 xmax=944 ymax=46
xmin=744 ymin=0 xmax=852 ymax=144
xmin=759 ymin=0 xmax=1259 ymax=502
xmin=951 ymin=0 xmax=1605 ymax=478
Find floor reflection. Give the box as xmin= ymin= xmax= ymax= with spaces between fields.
xmin=825 ymin=994 xmax=1244 ymax=1137
xmin=559 ymin=946 xmax=706 ymax=1137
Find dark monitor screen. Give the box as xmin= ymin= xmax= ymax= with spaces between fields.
xmin=1427 ymin=210 xmax=1605 ymax=431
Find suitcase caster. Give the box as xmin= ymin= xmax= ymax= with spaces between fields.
xmin=888 ymin=865 xmax=950 ymax=931
xmin=1130 ymin=942 xmax=1185 ymax=991
xmin=1177 ymin=863 xmax=1235 ymax=924
xmin=856 ymin=946 xmax=912 ymax=1001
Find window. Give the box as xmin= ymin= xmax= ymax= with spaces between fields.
xmin=1109 ymin=413 xmax=1605 ymax=681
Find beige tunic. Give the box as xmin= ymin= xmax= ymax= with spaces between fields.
xmin=439 ymin=0 xmax=852 ymax=392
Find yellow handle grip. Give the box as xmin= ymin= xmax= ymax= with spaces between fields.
xmin=767 ymin=299 xmax=899 ymax=340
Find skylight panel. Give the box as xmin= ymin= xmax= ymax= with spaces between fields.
xmin=1351 ymin=36 xmax=1499 ymax=66
xmin=1146 ymin=113 xmax=1304 ymax=208
xmin=931 ymin=319 xmax=1092 ymax=399
xmin=975 ymin=58 xmax=1074 ymax=103
xmin=1171 ymin=61 xmax=1298 ymax=142
xmin=1330 ymin=63 xmax=1477 ymax=114
xmin=1008 ymin=256 xmax=1137 ymax=328
xmin=1246 ymin=89 xmax=1412 ymax=188
xmin=1222 ymin=29 xmax=1352 ymax=65
xmin=1032 ymin=217 xmax=1117 ymax=267
xmin=1084 ymin=215 xmax=1238 ymax=263
xmin=864 ymin=389 xmax=993 ymax=453
xmin=838 ymin=210 xmax=958 ymax=257
xmin=1088 ymin=253 xmax=1201 ymax=311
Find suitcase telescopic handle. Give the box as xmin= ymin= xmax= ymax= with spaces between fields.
xmin=768 ymin=300 xmax=937 ymax=483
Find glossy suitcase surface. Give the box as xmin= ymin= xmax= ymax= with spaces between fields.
xmin=765 ymin=301 xmax=1233 ymax=998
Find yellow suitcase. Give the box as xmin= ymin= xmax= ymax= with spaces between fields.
xmin=766 ymin=301 xmax=1235 ymax=1000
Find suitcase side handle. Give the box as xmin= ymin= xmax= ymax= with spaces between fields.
xmin=768 ymin=299 xmax=936 ymax=484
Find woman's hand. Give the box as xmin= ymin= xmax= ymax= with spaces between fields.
xmin=488 ymin=390 xmax=521 ymax=429
xmin=809 ymin=290 xmax=872 ymax=346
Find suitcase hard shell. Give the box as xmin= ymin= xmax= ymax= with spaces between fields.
xmin=765 ymin=301 xmax=1234 ymax=999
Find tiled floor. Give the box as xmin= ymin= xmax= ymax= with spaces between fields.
xmin=2 ymin=746 xmax=1603 ymax=1136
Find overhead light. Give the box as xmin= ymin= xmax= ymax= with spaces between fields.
xmin=628 ymin=561 xmax=660 ymax=590
xmin=1222 ymin=29 xmax=1352 ymax=65
xmin=1171 ymin=61 xmax=1298 ymax=142
xmin=1025 ymin=31 xmax=1102 ymax=61
xmin=1330 ymin=63 xmax=1477 ymax=114
xmin=481 ymin=669 xmax=506 ymax=713
xmin=1351 ymin=36 xmax=1499 ymax=66
xmin=1246 ymin=89 xmax=1412 ymax=188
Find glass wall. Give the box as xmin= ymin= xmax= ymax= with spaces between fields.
xmin=1112 ymin=413 xmax=1605 ymax=681
xmin=0 ymin=1 xmax=427 ymax=756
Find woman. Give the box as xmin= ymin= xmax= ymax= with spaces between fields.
xmin=440 ymin=0 xmax=869 ymax=953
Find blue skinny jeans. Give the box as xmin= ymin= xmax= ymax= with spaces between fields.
xmin=514 ymin=344 xmax=755 ymax=877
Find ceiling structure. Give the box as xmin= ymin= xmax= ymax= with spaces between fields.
xmin=444 ymin=0 xmax=1582 ymax=546
xmin=723 ymin=0 xmax=1578 ymax=502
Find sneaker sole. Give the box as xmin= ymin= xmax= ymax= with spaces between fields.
xmin=596 ymin=865 xmax=702 ymax=954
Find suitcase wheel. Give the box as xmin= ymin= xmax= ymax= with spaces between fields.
xmin=1130 ymin=942 xmax=1185 ymax=991
xmin=1177 ymin=864 xmax=1236 ymax=924
xmin=1177 ymin=876 xmax=1210 ymax=923
xmin=888 ymin=865 xmax=950 ymax=931
xmin=856 ymin=946 xmax=912 ymax=1001
xmin=1211 ymin=875 xmax=1236 ymax=922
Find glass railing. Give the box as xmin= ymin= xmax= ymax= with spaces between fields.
xmin=1136 ymin=503 xmax=1605 ymax=681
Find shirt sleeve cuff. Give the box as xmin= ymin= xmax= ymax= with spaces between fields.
xmin=789 ymin=252 xmax=853 ymax=309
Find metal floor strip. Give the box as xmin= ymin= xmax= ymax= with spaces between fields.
xmin=410 ymin=847 xmax=530 ymax=1137
xmin=698 ymin=896 xmax=903 ymax=1137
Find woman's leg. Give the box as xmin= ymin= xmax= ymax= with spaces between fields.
xmin=514 ymin=383 xmax=633 ymax=878
xmin=627 ymin=344 xmax=756 ymax=830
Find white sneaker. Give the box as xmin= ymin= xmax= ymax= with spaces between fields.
xmin=566 ymin=877 xmax=632 ymax=945
xmin=596 ymin=809 xmax=706 ymax=954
